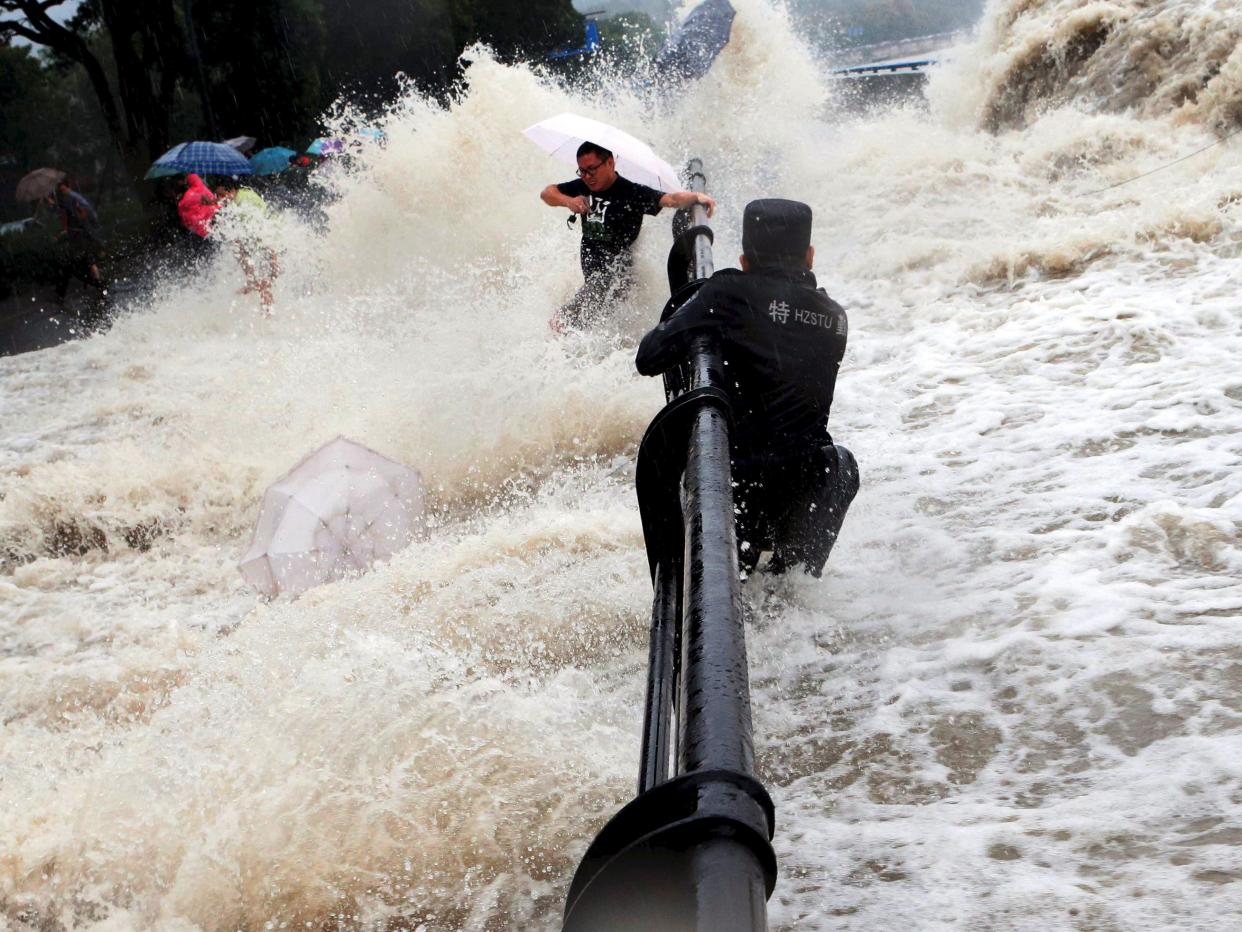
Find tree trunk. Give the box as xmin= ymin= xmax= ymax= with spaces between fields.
xmin=182 ymin=0 xmax=217 ymax=140
xmin=8 ymin=1 xmax=130 ymax=161
xmin=98 ymin=1 xmax=164 ymax=158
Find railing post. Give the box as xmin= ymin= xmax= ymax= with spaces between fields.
xmin=638 ymin=560 xmax=680 ymax=793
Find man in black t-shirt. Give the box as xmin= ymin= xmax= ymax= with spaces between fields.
xmin=636 ymin=199 xmax=859 ymax=577
xmin=541 ymin=141 xmax=716 ymax=330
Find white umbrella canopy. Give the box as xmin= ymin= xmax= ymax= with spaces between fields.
xmin=221 ymin=135 xmax=258 ymax=154
xmin=239 ymin=437 xmax=427 ymax=597
xmin=522 ymin=112 xmax=682 ymax=192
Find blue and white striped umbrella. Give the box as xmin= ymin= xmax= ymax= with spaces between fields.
xmin=145 ymin=141 xmax=254 ymax=180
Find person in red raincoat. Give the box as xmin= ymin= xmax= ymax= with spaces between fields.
xmin=177 ymin=173 xmax=218 ymax=241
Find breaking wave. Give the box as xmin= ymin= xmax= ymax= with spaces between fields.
xmin=2 ymin=0 xmax=1241 ymax=928
xmin=942 ymin=0 xmax=1242 ymax=132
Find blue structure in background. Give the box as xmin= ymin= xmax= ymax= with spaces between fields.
xmin=548 ymin=14 xmax=603 ymax=61
xmin=832 ymin=58 xmax=936 ymax=76
xmin=546 ymin=1 xmax=739 ymax=90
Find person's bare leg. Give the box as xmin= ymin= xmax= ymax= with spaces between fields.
xmin=235 ymin=244 xmax=261 ymax=297
xmin=258 ymin=281 xmax=274 ymax=315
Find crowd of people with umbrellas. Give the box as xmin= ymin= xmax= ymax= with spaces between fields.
xmin=11 ymin=131 xmax=377 ymax=322
xmin=14 ymin=97 xmax=843 ymax=601
xmin=14 ymin=166 xmax=108 ymax=323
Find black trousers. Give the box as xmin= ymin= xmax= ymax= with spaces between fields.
xmin=733 ymin=443 xmax=859 ymax=578
xmin=54 ymin=237 xmax=107 ymax=323
xmin=556 ymin=257 xmax=636 ymax=330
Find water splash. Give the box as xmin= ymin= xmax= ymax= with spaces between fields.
xmin=3 ymin=1 xmax=1241 ymax=928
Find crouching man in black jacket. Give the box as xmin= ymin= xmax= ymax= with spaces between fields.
xmin=635 ymin=198 xmax=859 ymax=577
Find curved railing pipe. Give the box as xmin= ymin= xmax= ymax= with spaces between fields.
xmin=562 ymin=160 xmax=776 ymax=932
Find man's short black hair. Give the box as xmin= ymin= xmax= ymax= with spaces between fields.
xmin=576 ymin=141 xmax=614 ymax=162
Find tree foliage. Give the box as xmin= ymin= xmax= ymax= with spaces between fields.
xmin=320 ymin=0 xmax=457 ymax=95
xmin=0 ymin=0 xmax=582 ymax=199
xmin=452 ymin=0 xmax=582 ymax=58
xmin=0 ymin=44 xmax=63 ymax=170
xmin=195 ymin=0 xmax=329 ymax=142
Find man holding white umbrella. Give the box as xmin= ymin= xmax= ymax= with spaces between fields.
xmin=528 ymin=114 xmax=715 ymax=330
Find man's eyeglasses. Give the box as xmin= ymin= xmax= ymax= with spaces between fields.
xmin=576 ymin=161 xmax=608 ymax=178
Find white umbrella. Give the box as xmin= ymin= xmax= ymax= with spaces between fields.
xmin=522 ymin=112 xmax=682 ymax=192
xmin=222 ymin=135 xmax=258 ymax=154
xmin=239 ymin=437 xmax=427 ymax=597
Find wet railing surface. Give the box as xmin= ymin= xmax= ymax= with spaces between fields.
xmin=562 ymin=161 xmax=776 ymax=932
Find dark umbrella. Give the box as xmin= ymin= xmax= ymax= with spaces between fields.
xmin=249 ymin=147 xmax=298 ymax=176
xmin=16 ymin=167 xmax=67 ymax=203
xmin=654 ymin=0 xmax=736 ymax=82
xmin=145 ymin=141 xmax=254 ymax=180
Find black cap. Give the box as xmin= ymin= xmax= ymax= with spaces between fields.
xmin=742 ymin=198 xmax=812 ymax=269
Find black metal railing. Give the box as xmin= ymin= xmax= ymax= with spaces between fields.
xmin=562 ymin=161 xmax=776 ymax=932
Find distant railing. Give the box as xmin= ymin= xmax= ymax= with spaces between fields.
xmin=831 ymin=58 xmax=935 ymax=77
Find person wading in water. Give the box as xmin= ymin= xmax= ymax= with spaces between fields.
xmin=635 ymin=198 xmax=859 ymax=576
xmin=541 ymin=141 xmax=715 ymax=332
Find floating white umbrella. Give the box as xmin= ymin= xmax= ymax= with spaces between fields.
xmin=522 ymin=112 xmax=682 ymax=192
xmin=239 ymin=437 xmax=427 ymax=597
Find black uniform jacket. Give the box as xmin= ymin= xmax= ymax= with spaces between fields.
xmin=635 ymin=267 xmax=848 ymax=452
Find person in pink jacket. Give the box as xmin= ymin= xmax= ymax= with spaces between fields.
xmin=177 ymin=173 xmax=218 ymax=240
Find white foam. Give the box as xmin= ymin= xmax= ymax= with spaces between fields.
xmin=2 ymin=2 xmax=1241 ymax=928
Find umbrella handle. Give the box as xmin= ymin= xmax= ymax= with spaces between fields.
xmin=566 ymin=215 xmax=577 ymax=228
